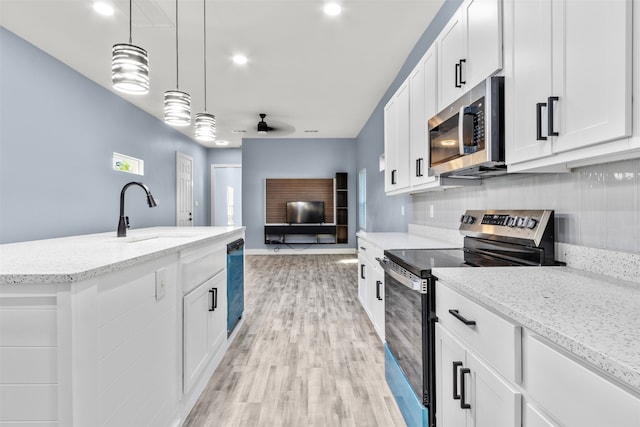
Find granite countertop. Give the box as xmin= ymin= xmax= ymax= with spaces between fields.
xmin=356 ymin=231 xmax=460 ymax=250
xmin=0 ymin=226 xmax=245 ymax=285
xmin=432 ymin=266 xmax=640 ymax=392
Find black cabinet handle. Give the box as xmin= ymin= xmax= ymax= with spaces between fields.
xmin=449 ymin=309 xmax=476 ymax=326
xmin=536 ymin=102 xmax=547 ymax=141
xmin=416 ymin=158 xmax=424 ymax=177
xmin=452 ymin=361 xmax=463 ymax=400
xmin=548 ymin=96 xmax=559 ymax=136
xmin=455 ymin=62 xmax=461 ymax=88
xmin=391 ymin=169 xmax=397 ymax=185
xmin=360 ymin=264 xmax=366 ymax=279
xmin=460 ymin=368 xmax=471 ymax=409
xmin=376 ymin=280 xmax=383 ymax=300
xmin=360 ymin=246 xmax=367 ymax=251
xmin=209 ymin=288 xmax=217 ymax=312
xmin=459 ymin=59 xmax=466 ymax=85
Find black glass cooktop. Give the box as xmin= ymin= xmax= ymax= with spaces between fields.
xmin=385 ymin=247 xmax=524 ymax=278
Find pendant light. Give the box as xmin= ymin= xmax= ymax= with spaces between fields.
xmin=112 ymin=0 xmax=149 ymax=95
xmin=164 ymin=0 xmax=191 ymax=126
xmin=195 ymin=0 xmax=216 ymax=142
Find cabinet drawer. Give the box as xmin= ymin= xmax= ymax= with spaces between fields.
xmin=524 ymin=333 xmax=640 ymax=427
xmin=357 ymin=238 xmax=384 ymax=264
xmin=181 ymin=246 xmax=226 ymax=294
xmin=436 ymin=284 xmax=521 ymax=383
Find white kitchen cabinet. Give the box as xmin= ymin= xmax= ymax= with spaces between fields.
xmin=438 ymin=0 xmax=503 ymax=110
xmin=436 ymin=324 xmax=522 ymax=427
xmin=524 ymin=332 xmax=640 ymax=427
xmin=384 ymin=79 xmax=410 ymax=193
xmin=357 ymin=237 xmax=385 ymax=341
xmin=409 ymin=45 xmax=439 ymax=189
xmin=183 ymin=269 xmax=227 ymax=394
xmin=505 ymin=0 xmax=632 ymax=171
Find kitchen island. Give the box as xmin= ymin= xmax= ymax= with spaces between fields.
xmin=0 ymin=226 xmax=244 ymax=427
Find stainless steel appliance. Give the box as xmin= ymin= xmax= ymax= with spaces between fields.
xmin=428 ymin=77 xmax=505 ymax=179
xmin=379 ymin=209 xmax=559 ymax=427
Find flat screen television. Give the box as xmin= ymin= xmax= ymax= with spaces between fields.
xmin=286 ymin=201 xmax=324 ymax=224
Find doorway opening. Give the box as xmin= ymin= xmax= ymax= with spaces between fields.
xmin=211 ymin=164 xmax=242 ymax=226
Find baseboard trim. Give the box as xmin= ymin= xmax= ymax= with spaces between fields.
xmin=246 ymin=247 xmax=357 ymax=255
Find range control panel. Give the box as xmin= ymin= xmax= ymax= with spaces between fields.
xmin=459 ymin=210 xmax=554 ymax=246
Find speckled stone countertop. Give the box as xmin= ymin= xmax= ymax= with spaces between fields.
xmin=432 ymin=266 xmax=640 ymax=392
xmin=0 ymin=226 xmax=245 ymax=285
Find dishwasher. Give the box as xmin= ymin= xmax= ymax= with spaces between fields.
xmin=226 ymin=238 xmax=244 ymax=336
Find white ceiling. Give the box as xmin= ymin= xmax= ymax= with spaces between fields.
xmin=0 ymin=0 xmax=444 ymax=147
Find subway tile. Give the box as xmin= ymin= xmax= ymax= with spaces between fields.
xmin=604 ymin=160 xmax=637 ymax=253
xmin=578 ymin=165 xmax=606 ymax=249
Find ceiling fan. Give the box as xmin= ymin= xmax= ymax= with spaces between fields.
xmin=257 ymin=113 xmax=275 ymax=135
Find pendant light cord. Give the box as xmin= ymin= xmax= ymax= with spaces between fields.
xmin=128 ymin=0 xmax=133 ymax=44
xmin=203 ymin=0 xmax=207 ymax=112
xmin=175 ymin=0 xmax=179 ymax=89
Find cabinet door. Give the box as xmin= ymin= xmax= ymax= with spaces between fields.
xmin=357 ymin=255 xmax=368 ymax=308
xmin=438 ymin=9 xmax=466 ymax=109
xmin=395 ymin=82 xmax=411 ymax=190
xmin=384 ymin=97 xmax=398 ymax=193
xmin=467 ymin=352 xmax=522 ymax=427
xmin=523 ymin=402 xmax=559 ymax=427
xmin=551 ymin=0 xmax=631 ymax=153
xmin=208 ymin=270 xmax=227 ymax=351
xmin=504 ymin=0 xmax=554 ymax=165
xmin=368 ymin=265 xmax=385 ymax=341
xmin=464 ymin=0 xmax=503 ymax=90
xmin=436 ymin=324 xmax=469 ymax=427
xmin=410 ymin=46 xmax=438 ymax=188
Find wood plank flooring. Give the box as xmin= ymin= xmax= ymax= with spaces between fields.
xmin=183 ymin=254 xmax=405 ymax=427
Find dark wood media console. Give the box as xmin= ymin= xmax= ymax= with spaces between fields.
xmin=264 ymin=225 xmax=337 ymax=244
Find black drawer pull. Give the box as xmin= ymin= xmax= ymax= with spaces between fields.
xmin=449 ymin=309 xmax=476 ymax=326
xmin=460 ymin=368 xmax=471 ymax=409
xmin=209 ymin=288 xmax=218 ymax=312
xmin=376 ymin=280 xmax=383 ymax=300
xmin=360 ymin=264 xmax=366 ymax=279
xmin=452 ymin=361 xmax=463 ymax=400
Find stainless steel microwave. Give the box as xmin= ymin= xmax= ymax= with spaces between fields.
xmin=428 ymin=76 xmax=505 ymax=178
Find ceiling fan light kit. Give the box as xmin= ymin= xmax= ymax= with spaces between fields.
xmin=112 ymin=0 xmax=149 ymax=95
xmin=164 ymin=0 xmax=191 ymax=126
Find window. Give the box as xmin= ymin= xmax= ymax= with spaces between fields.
xmin=358 ymin=168 xmax=366 ymax=230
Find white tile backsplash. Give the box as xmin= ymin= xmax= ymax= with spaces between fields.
xmin=411 ymin=158 xmax=640 ymax=254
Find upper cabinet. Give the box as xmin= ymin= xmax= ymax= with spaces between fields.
xmin=438 ymin=0 xmax=503 ymax=110
xmin=504 ymin=0 xmax=633 ymax=171
xmin=384 ymin=80 xmax=410 ymax=193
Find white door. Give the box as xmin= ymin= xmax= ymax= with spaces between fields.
xmin=211 ymin=164 xmax=242 ymax=226
xmin=176 ymin=152 xmax=193 ymax=226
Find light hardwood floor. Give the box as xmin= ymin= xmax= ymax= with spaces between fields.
xmin=183 ymin=254 xmax=405 ymax=427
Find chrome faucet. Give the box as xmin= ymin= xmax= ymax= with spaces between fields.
xmin=117 ymin=182 xmax=158 ymax=237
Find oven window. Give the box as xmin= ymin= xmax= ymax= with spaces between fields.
xmin=385 ymin=273 xmax=427 ymax=404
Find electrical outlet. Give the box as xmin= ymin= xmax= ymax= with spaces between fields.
xmin=155 ymin=269 xmax=166 ymax=301
xmin=429 ymin=204 xmax=434 ymax=218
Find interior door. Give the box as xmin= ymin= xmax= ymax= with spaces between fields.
xmin=211 ymin=164 xmax=242 ymax=226
xmin=176 ymin=152 xmax=194 ymax=226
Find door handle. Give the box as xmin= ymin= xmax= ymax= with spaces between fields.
xmin=360 ymin=264 xmax=366 ymax=279
xmin=548 ymin=96 xmax=559 ymax=136
xmin=449 ymin=309 xmax=476 ymax=326
xmin=391 ymin=169 xmax=397 ymax=185
xmin=458 ymin=59 xmax=466 ymax=85
xmin=453 ymin=361 xmax=463 ymax=400
xmin=460 ymin=368 xmax=471 ymax=409
xmin=213 ymin=287 xmax=218 ymax=309
xmin=536 ymin=102 xmax=547 ymax=141
xmin=416 ymin=158 xmax=424 ymax=177
xmin=376 ymin=280 xmax=383 ymax=300
xmin=455 ymin=62 xmax=461 ymax=88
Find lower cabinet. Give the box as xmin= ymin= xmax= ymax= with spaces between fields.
xmin=357 ymin=238 xmax=385 ymax=341
xmin=183 ymin=269 xmax=227 ymax=393
xmin=436 ymin=324 xmax=521 ymax=427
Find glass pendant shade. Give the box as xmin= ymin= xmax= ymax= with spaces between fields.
xmin=164 ymin=90 xmax=191 ymax=126
xmin=195 ymin=113 xmax=216 ymax=141
xmin=112 ymin=43 xmax=149 ymax=94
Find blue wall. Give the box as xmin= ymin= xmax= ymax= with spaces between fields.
xmin=208 ymin=148 xmax=242 ymax=165
xmin=242 ymin=138 xmax=356 ymax=249
xmin=355 ymin=0 xmax=463 ymax=232
xmin=0 ymin=28 xmax=210 ymax=243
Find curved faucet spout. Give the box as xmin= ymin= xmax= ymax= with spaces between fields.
xmin=117 ymin=182 xmax=158 ymax=237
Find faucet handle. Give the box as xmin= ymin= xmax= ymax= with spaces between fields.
xmin=125 ymin=216 xmax=130 ymax=229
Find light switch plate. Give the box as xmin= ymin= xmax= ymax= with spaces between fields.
xmin=155 ymin=269 xmax=166 ymax=301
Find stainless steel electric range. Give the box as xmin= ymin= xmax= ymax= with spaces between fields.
xmin=379 ymin=209 xmax=560 ymax=427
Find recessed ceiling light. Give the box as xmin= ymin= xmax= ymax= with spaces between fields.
xmin=215 ymin=140 xmax=230 ymax=146
xmin=324 ymin=2 xmax=342 ymax=16
xmin=93 ymin=2 xmax=114 ymax=16
xmin=232 ymin=54 xmax=248 ymax=65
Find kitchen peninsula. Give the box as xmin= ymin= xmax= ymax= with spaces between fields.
xmin=0 ymin=226 xmax=244 ymax=426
